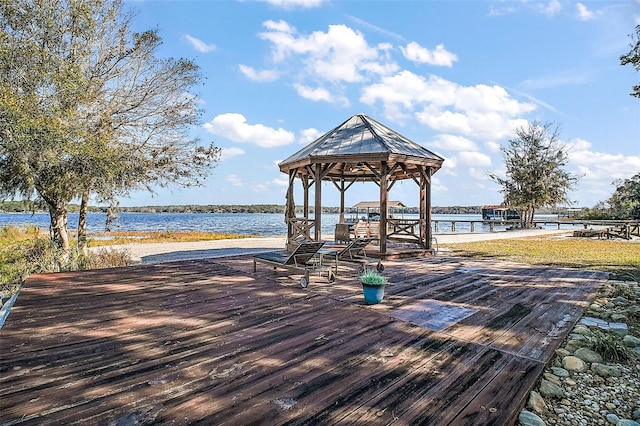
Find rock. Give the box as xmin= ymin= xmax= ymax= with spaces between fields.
xmin=611 ymin=313 xmax=628 ymax=322
xmin=543 ymin=372 xmax=561 ymax=386
xmin=623 ymin=335 xmax=640 ymax=347
xmin=612 ymin=296 xmax=628 ymax=305
xmin=607 ymin=413 xmax=621 ymax=424
xmin=573 ymin=324 xmax=592 ymax=336
xmin=574 ymin=348 xmax=604 ymax=363
xmin=590 ymin=302 xmax=604 ymax=311
xmin=606 ymin=323 xmax=629 ymax=338
xmin=580 ymin=317 xmax=609 ymax=328
xmin=617 ymin=420 xmax=640 ymax=426
xmin=564 ymin=378 xmax=577 ymax=386
xmin=633 ymin=408 xmax=640 ymax=420
xmin=563 ymin=355 xmax=588 ymax=372
xmin=539 ymin=378 xmax=564 ymax=398
xmin=551 ymin=366 xmax=570 ymax=378
xmin=556 ymin=348 xmax=572 ymax=358
xmin=527 ymin=390 xmax=548 ymax=415
xmin=518 ymin=409 xmax=546 ymax=426
xmin=591 ymin=363 xmax=621 ymax=377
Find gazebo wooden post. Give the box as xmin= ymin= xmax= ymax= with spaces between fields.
xmin=303 ymin=175 xmax=309 ymax=220
xmin=314 ymin=163 xmax=322 ymax=241
xmin=339 ymin=178 xmax=346 ymax=224
xmin=419 ymin=166 xmax=433 ymax=249
xmin=425 ymin=167 xmax=433 ymax=250
xmin=379 ymin=161 xmax=388 ymax=254
xmin=419 ymin=167 xmax=426 ymax=248
xmin=286 ymin=169 xmax=296 ymax=240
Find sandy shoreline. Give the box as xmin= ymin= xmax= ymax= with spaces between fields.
xmin=100 ymin=228 xmax=572 ymax=264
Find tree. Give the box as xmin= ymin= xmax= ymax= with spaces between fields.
xmin=488 ymin=122 xmax=578 ymax=228
xmin=607 ymin=172 xmax=640 ymax=219
xmin=620 ymin=25 xmax=640 ymax=98
xmin=0 ymin=0 xmax=221 ymax=251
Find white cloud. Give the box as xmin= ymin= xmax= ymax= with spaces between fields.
xmin=538 ymin=0 xmax=562 ymax=17
xmin=219 ymin=147 xmax=245 ymax=161
xmin=430 ymin=134 xmax=478 ymax=152
xmin=259 ymin=21 xmax=395 ymax=83
xmin=272 ymin=176 xmax=289 ymax=187
xmin=299 ymin=128 xmax=322 ymax=144
xmin=440 ymin=156 xmax=458 ymax=176
xmin=183 ymin=34 xmax=216 ymax=53
xmin=361 ymin=70 xmax=535 ymax=140
xmin=566 ymin=138 xmax=640 ymax=204
xmin=293 ymin=84 xmax=334 ymax=102
xmin=485 ymin=140 xmax=502 ymax=153
xmin=400 ymin=41 xmax=458 ymax=67
xmin=203 ymin=113 xmax=295 ymax=148
xmin=457 ymin=151 xmax=492 ymax=167
xmin=568 ymin=139 xmax=640 ymax=181
xmin=239 ymin=65 xmax=279 ymax=82
xmin=226 ymin=174 xmax=244 ymax=187
xmin=576 ymin=3 xmax=597 ymax=21
xmin=262 ymin=0 xmax=325 ymax=9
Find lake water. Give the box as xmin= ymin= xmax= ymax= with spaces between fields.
xmin=0 ymin=212 xmax=569 ymax=237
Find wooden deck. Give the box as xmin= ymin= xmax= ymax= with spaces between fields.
xmin=0 ymin=255 xmax=607 ymax=425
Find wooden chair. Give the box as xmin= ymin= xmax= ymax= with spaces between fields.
xmin=334 ymin=223 xmax=351 ymax=244
xmin=253 ymin=241 xmax=332 ymax=287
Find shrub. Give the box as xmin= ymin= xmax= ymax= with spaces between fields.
xmin=359 ymin=269 xmax=388 ymax=286
xmin=586 ymin=329 xmax=635 ymax=363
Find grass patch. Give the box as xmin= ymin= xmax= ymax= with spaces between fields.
xmin=441 ymin=236 xmax=640 ymax=276
xmin=1 ymin=227 xmax=259 ymax=295
xmin=89 ymin=230 xmax=257 ymax=246
xmin=585 ymin=329 xmax=635 ymax=363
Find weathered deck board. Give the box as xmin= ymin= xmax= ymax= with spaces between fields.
xmin=0 ymin=255 xmax=607 ymax=425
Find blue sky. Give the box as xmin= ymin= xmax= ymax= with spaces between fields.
xmin=123 ymin=0 xmax=640 ymax=208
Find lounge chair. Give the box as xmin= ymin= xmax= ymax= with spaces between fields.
xmin=253 ymin=241 xmax=333 ymax=288
xmin=319 ymin=238 xmax=384 ymax=275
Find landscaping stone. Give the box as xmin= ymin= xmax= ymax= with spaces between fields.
xmin=550 ymin=366 xmax=569 ymax=378
xmin=527 ymin=390 xmax=548 ymax=415
xmin=623 ymin=335 xmax=640 ymax=347
xmin=562 ymin=355 xmax=588 ymax=372
xmin=591 ymin=363 xmax=621 ymax=377
xmin=518 ymin=409 xmax=546 ymax=426
xmin=574 ymin=347 xmax=603 ymax=363
xmin=538 ymin=378 xmax=564 ymax=398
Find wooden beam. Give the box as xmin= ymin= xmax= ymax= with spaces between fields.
xmin=379 ymin=161 xmax=388 ymax=254
xmin=314 ymin=163 xmax=322 ymax=241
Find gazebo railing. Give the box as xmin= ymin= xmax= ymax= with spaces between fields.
xmin=286 ymin=217 xmax=316 ymax=242
xmin=387 ymin=218 xmax=424 ymax=246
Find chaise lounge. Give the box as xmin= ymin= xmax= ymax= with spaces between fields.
xmin=253 ymin=241 xmax=332 ymax=288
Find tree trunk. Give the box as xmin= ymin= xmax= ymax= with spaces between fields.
xmin=48 ymin=201 xmax=70 ymax=251
xmin=78 ymin=188 xmax=90 ymax=256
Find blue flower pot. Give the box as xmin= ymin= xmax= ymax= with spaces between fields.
xmin=362 ymin=283 xmax=385 ymax=304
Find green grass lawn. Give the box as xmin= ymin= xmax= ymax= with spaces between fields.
xmin=441 ymin=235 xmax=640 ymax=280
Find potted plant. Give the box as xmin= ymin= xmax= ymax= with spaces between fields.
xmin=359 ymin=268 xmax=388 ymax=304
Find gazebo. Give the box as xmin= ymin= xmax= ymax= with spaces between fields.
xmin=278 ymin=113 xmax=444 ymax=254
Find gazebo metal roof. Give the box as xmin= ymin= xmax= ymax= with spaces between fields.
xmin=279 ymin=113 xmax=444 ymax=181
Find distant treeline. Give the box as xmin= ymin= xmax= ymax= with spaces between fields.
xmin=0 ymin=201 xmax=571 ymax=216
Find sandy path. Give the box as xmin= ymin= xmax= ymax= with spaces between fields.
xmin=99 ymin=228 xmax=572 ymax=265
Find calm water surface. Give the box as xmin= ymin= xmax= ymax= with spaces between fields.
xmin=0 ymin=212 xmax=568 ymax=236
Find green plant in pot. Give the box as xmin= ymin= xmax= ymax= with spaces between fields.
xmin=360 ymin=268 xmax=388 ymax=304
